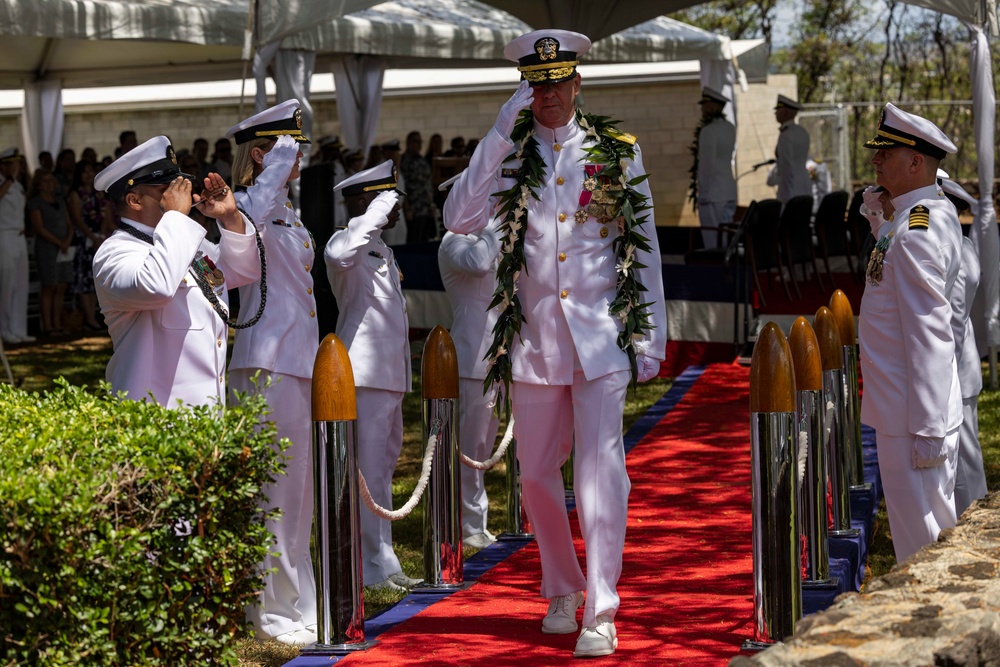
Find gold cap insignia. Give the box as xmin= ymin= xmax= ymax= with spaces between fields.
xmin=535 ymin=37 xmax=559 ymax=61
xmin=294 ymin=108 xmax=303 ymax=129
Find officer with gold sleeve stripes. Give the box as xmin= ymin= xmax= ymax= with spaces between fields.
xmin=860 ymin=103 xmax=963 ymax=563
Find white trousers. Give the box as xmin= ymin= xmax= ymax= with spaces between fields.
xmin=356 ymin=387 xmax=405 ymax=585
xmin=954 ymin=398 xmax=987 ymax=516
xmin=512 ymin=368 xmax=630 ymax=627
xmin=876 ymin=429 xmax=959 ymax=563
xmin=459 ymin=377 xmax=499 ymax=537
xmin=0 ymin=233 xmax=29 ymax=339
xmin=697 ymin=200 xmax=736 ymax=250
xmin=230 ymin=370 xmax=317 ymax=638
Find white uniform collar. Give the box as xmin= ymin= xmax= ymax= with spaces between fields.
xmin=891 ymin=184 xmax=942 ymax=215
xmin=532 ymin=116 xmax=580 ymax=144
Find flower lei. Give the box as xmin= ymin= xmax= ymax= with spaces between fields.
xmin=686 ymin=110 xmax=726 ymax=211
xmin=483 ymin=109 xmax=654 ymax=411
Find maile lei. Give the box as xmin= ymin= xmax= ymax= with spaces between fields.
xmin=686 ymin=110 xmax=726 ymax=211
xmin=483 ymin=108 xmax=655 ymax=411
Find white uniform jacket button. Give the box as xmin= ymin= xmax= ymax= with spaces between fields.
xmin=558 ymin=213 xmax=567 ymax=222
xmin=560 ymin=289 xmax=568 ymax=299
xmin=559 ymin=253 xmax=567 ymax=262
xmin=556 ymin=177 xmax=565 ymax=185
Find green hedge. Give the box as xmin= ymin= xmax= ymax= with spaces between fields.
xmin=0 ymin=381 xmax=286 ymax=666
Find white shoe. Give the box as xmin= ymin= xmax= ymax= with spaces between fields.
xmin=388 ymin=571 xmax=423 ymax=588
xmin=368 ymin=576 xmax=406 ymax=591
xmin=541 ymin=590 xmax=583 ymax=634
xmin=271 ymin=628 xmax=317 ymax=646
xmin=2 ymin=335 xmax=22 ymax=344
xmin=463 ymin=532 xmax=496 ymax=549
xmin=18 ymin=334 xmax=35 ymax=343
xmin=574 ymin=615 xmax=617 ymax=658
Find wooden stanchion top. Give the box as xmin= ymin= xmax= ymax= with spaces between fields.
xmin=749 ymin=321 xmax=796 ymax=413
xmin=312 ymin=334 xmax=357 ymax=421
xmin=814 ymin=306 xmax=844 ymax=371
xmin=788 ymin=317 xmax=822 ymax=392
xmin=829 ymin=289 xmax=857 ymax=346
xmin=422 ymin=325 xmax=459 ymax=400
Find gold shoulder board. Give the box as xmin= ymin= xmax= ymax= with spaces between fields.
xmin=908 ymin=204 xmax=929 ymax=231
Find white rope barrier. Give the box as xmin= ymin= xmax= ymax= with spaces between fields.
xmin=358 ymin=422 xmax=440 ymax=521
xmin=460 ymin=419 xmax=515 ymax=471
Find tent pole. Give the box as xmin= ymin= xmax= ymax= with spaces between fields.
xmin=238 ymin=0 xmax=256 ymax=120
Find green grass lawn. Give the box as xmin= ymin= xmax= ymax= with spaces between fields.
xmin=2 ymin=333 xmax=669 ymax=666
xmin=5 ymin=333 xmax=996 ymax=665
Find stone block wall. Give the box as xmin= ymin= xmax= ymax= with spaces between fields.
xmin=729 ymin=491 xmax=1000 ymax=667
xmin=0 ymin=73 xmax=792 ymax=227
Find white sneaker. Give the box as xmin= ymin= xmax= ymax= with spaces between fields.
xmin=387 ymin=571 xmax=423 ymax=588
xmin=18 ymin=334 xmax=35 ymax=343
xmin=463 ymin=532 xmax=496 ymax=549
xmin=574 ymin=615 xmax=617 ymax=658
xmin=271 ymin=628 xmax=317 ymax=646
xmin=368 ymin=576 xmax=406 ymax=591
xmin=541 ymin=590 xmax=583 ymax=634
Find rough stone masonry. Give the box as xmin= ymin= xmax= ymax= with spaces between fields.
xmin=730 ymin=491 xmax=1000 ymax=667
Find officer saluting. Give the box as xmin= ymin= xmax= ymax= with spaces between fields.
xmin=323 ymin=160 xmax=422 ymax=591
xmin=93 ymin=136 xmax=261 ymax=407
xmin=766 ymin=94 xmax=811 ymax=206
xmin=225 ymin=101 xmax=320 ymax=646
xmin=860 ymin=103 xmax=963 ymax=562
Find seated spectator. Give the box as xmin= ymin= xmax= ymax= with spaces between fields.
xmin=192 ymin=138 xmax=212 ymax=180
xmin=38 ymin=151 xmax=54 ymax=171
xmin=81 ymin=147 xmax=98 ymax=165
xmin=26 ymin=168 xmax=74 ymax=336
xmin=443 ymin=136 xmax=466 ymax=157
xmin=364 ymin=144 xmax=383 ymax=170
xmin=212 ymin=138 xmax=233 ymax=184
xmin=425 ymin=133 xmax=443 ymax=164
xmin=464 ymin=138 xmax=480 ymax=156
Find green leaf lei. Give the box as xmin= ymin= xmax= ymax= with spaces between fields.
xmin=483 ymin=109 xmax=655 ymax=411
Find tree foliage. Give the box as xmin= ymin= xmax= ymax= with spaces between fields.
xmin=671 ymin=0 xmax=1000 ymax=183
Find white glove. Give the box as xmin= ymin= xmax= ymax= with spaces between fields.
xmin=261 ymin=134 xmax=300 ymax=170
xmin=493 ymin=80 xmax=534 ymax=139
xmin=637 ymin=355 xmax=660 ymax=383
xmin=861 ymin=185 xmax=883 ymax=214
xmin=912 ymin=435 xmax=947 ymax=469
xmin=367 ymin=190 xmax=399 ymax=223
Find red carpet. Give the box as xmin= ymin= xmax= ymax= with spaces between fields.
xmin=340 ymin=364 xmax=754 ymax=666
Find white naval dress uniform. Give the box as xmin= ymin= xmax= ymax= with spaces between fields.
xmin=93 ymin=212 xmax=260 ymax=407
xmin=696 ymin=116 xmax=737 ymax=250
xmin=229 ymin=154 xmax=320 ymax=638
xmin=324 ymin=202 xmax=411 ymax=586
xmin=766 ymin=121 xmax=812 ymax=206
xmin=858 ymin=184 xmax=962 ymax=562
xmin=444 ymin=122 xmax=667 ymax=627
xmin=0 ymin=176 xmax=29 ymax=341
xmin=438 ymin=227 xmax=502 ymax=537
xmin=951 ymin=236 xmax=986 ymax=515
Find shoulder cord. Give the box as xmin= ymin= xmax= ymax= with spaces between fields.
xmin=117 ymin=209 xmax=267 ymax=329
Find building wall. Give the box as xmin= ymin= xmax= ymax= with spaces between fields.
xmin=0 ymin=73 xmax=796 ymax=227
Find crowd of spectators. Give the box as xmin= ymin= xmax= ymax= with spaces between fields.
xmin=0 ymin=127 xmax=479 ymax=343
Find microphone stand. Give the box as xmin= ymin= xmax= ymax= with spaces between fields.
xmin=722 ymin=205 xmax=756 ymax=362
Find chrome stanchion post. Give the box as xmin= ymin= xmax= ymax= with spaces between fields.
xmin=414 ymin=326 xmax=464 ymax=591
xmin=498 ymin=422 xmax=533 ymax=540
xmin=815 ymin=308 xmax=860 ymax=538
xmin=830 ymin=290 xmax=869 ymax=492
xmin=743 ymin=322 xmax=801 ymax=651
xmin=788 ymin=318 xmax=837 ymax=590
xmin=301 ymin=334 xmax=376 ymax=655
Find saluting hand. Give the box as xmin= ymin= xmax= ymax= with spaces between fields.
xmin=194 ymin=173 xmax=243 ymax=232
xmin=493 ymin=80 xmax=534 ymax=139
xmin=160 ymin=177 xmax=193 ymax=217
